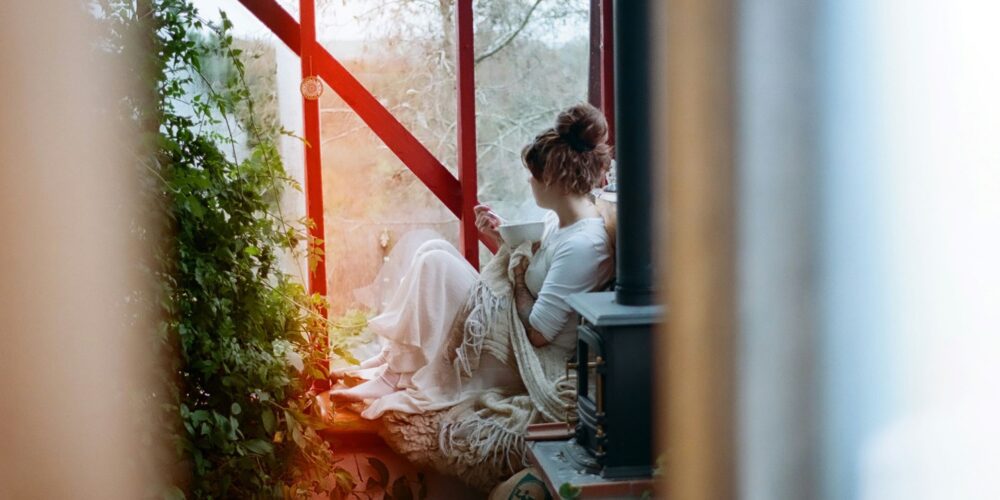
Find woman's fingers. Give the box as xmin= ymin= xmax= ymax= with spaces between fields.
xmin=475 ymin=212 xmax=494 ymax=231
xmin=474 ymin=204 xmax=504 ymax=224
xmin=473 ymin=204 xmax=504 ymax=246
xmin=475 ymin=211 xmax=500 ymax=230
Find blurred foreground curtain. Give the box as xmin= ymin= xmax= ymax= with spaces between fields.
xmin=0 ymin=1 xmax=162 ymax=497
xmin=655 ymin=0 xmax=1000 ymax=499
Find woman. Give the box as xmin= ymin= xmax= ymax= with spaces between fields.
xmin=331 ymin=103 xmax=614 ymax=420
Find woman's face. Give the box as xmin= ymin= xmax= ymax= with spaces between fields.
xmin=529 ymin=173 xmax=549 ymax=208
xmin=529 ymin=172 xmax=563 ymax=209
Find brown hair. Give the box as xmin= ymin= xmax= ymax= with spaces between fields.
xmin=521 ymin=103 xmax=612 ymax=195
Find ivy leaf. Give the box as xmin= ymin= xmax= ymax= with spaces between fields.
xmin=558 ymin=483 xmax=582 ymax=499
xmin=307 ymin=366 xmax=327 ymax=381
xmin=333 ymin=468 xmax=356 ymax=494
xmin=390 ymin=476 xmax=413 ymax=500
xmin=417 ymin=472 xmax=427 ymax=500
xmin=188 ymin=197 xmax=205 ymax=219
xmin=161 ymin=485 xmax=186 ymax=500
xmin=261 ymin=408 xmax=275 ymax=433
xmin=291 ymin=426 xmax=305 ymax=449
xmin=191 ymin=410 xmax=210 ymax=424
xmin=367 ymin=457 xmax=390 ymax=490
xmin=243 ymin=439 xmax=273 ymax=455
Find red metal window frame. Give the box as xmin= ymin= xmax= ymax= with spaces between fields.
xmin=236 ymin=0 xmax=495 ymax=286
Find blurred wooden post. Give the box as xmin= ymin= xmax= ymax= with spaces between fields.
xmin=456 ymin=0 xmax=479 ymax=269
xmin=656 ymin=0 xmax=736 ymax=498
xmin=1 ymin=1 xmax=161 ymax=496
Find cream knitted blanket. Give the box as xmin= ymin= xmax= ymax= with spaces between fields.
xmin=378 ymin=242 xmax=577 ymax=491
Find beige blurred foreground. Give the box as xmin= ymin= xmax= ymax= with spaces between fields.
xmin=0 ymin=1 xmax=162 ymax=497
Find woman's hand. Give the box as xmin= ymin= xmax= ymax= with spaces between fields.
xmin=512 ymin=257 xmax=530 ymax=283
xmin=511 ymin=257 xmax=547 ymax=347
xmin=474 ymin=204 xmax=504 ymax=247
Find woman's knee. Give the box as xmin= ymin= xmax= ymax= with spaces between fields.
xmin=414 ymin=239 xmax=461 ymax=260
xmin=414 ymin=248 xmax=461 ymax=270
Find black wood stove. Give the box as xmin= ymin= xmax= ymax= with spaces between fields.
xmin=563 ymin=292 xmax=663 ymax=479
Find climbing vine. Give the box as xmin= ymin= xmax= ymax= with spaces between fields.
xmin=94 ymin=0 xmax=345 ymax=497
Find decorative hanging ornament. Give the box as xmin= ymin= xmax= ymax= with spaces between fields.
xmin=300 ymin=75 xmax=323 ymax=100
xmin=300 ymin=56 xmax=323 ymax=100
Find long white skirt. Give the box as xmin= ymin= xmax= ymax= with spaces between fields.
xmin=359 ymin=237 xmax=522 ymax=419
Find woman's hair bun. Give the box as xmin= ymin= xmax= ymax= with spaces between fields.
xmin=521 ymin=103 xmax=612 ymax=195
xmin=555 ymin=103 xmax=608 ymax=153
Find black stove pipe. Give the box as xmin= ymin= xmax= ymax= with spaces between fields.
xmin=613 ymin=0 xmax=656 ymax=306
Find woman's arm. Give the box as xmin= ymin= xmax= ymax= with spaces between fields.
xmin=512 ymin=258 xmax=550 ymax=347
xmin=520 ymin=235 xmax=611 ymax=348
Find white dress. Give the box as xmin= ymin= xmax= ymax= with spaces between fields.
xmin=359 ymin=211 xmax=613 ymax=419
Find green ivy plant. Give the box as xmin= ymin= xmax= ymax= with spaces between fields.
xmin=94 ymin=0 xmax=342 ymax=497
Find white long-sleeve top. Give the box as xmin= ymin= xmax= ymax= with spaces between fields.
xmin=524 ymin=210 xmax=614 ymax=352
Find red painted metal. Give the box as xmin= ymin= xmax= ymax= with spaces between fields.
xmin=238 ymin=0 xmax=300 ymax=52
xmin=455 ymin=0 xmax=479 ymax=269
xmin=588 ymin=0 xmax=602 ymax=107
xmin=299 ymin=0 xmax=327 ymax=301
xmin=600 ymin=0 xmax=616 ymax=146
xmin=300 ymin=0 xmax=330 ymax=388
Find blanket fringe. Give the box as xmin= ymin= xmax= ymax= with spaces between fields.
xmin=453 ymin=281 xmax=508 ymax=378
xmin=439 ymin=409 xmax=534 ymax=473
xmin=377 ymin=243 xmax=578 ymax=492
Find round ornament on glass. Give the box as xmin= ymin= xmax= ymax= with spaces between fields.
xmin=300 ymin=75 xmax=323 ymax=100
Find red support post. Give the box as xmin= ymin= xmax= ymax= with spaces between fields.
xmin=300 ymin=0 xmax=327 ymax=301
xmin=601 ymin=0 xmax=616 ymax=146
xmin=456 ymin=0 xmax=479 ymax=269
xmin=588 ymin=0 xmax=602 ymax=107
